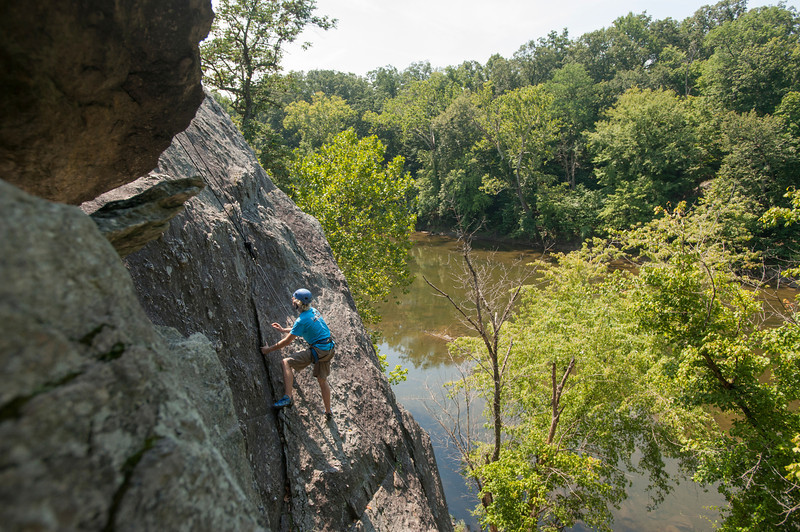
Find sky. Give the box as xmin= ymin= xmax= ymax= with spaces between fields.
xmin=281 ymin=0 xmax=797 ymax=76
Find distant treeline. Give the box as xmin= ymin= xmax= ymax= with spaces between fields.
xmin=220 ymin=0 xmax=798 ymax=261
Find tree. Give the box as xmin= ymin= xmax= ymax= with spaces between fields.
xmin=646 ymin=44 xmax=695 ymax=95
xmin=762 ymin=187 xmax=800 ymax=279
xmin=373 ymin=72 xmax=460 ymax=154
xmin=201 ymin=0 xmax=335 ymax=140
xmin=282 ymin=91 xmax=357 ymax=152
xmin=367 ymin=65 xmax=403 ymax=104
xmin=618 ymin=202 xmax=800 ymax=530
xmin=698 ymin=4 xmax=800 ymax=115
xmin=444 ymin=60 xmax=488 ymax=92
xmin=423 ymin=93 xmax=491 ymax=227
xmin=435 ymin=244 xmax=685 ymax=531
xmin=713 ymin=110 xmax=798 ymax=210
xmin=705 ymin=109 xmax=799 ymax=267
xmin=424 ymin=230 xmax=535 ymax=531
xmin=568 ymin=27 xmax=615 ymax=83
xmin=763 ymin=187 xmax=800 ymax=232
xmin=288 ymin=129 xmax=416 ymax=322
xmin=605 ymin=12 xmax=659 ymax=72
xmin=289 ymin=69 xmax=375 ymax=114
xmin=587 ymin=88 xmax=709 ymax=231
xmin=543 ymin=63 xmax=599 ymax=189
xmin=371 ymin=72 xmax=462 ymax=222
xmin=777 ymin=90 xmax=800 ymax=138
xmin=513 ymin=30 xmax=571 ymax=86
xmin=483 ymin=54 xmax=523 ymax=95
xmin=662 ymin=0 xmax=747 ymax=96
xmin=472 ymin=83 xmax=560 ymax=240
xmin=472 ymin=251 xmax=688 ymax=532
xmin=681 ymin=0 xmax=748 ymax=59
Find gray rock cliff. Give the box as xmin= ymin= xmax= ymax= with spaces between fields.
xmin=0 ymin=0 xmax=213 ymax=205
xmin=101 ymin=95 xmax=453 ymax=532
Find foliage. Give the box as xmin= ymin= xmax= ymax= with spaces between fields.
xmin=483 ymin=54 xmax=523 ymax=95
xmin=712 ymin=111 xmax=798 ymax=211
xmin=617 ymin=202 xmax=800 ymax=530
xmin=698 ymin=5 xmax=800 ymax=115
xmin=454 ymin=198 xmax=799 ymax=530
xmin=201 ymin=0 xmax=334 ymax=139
xmin=474 ymin=442 xmax=621 ymax=532
xmin=543 ymin=63 xmax=600 ymax=189
xmin=366 ymin=329 xmax=407 ymax=386
xmin=373 ymin=72 xmax=460 ymax=152
xmin=762 ymin=187 xmax=800 ymax=278
xmin=777 ymin=91 xmax=800 ymax=137
xmin=288 ymin=130 xmax=416 ymax=323
xmin=786 ymin=434 xmax=800 ymax=483
xmin=472 ymin=83 xmax=560 ymax=241
xmin=249 ymin=120 xmax=293 ymax=188
xmin=423 ymin=93 xmax=492 ymax=226
xmin=288 ymin=69 xmax=376 ymax=114
xmin=587 ymin=88 xmax=709 ymax=231
xmin=453 ymin=251 xmax=690 ymax=531
xmin=282 ymin=91 xmax=357 ymax=152
xmin=514 ymin=30 xmax=571 ymax=86
xmin=233 ymin=1 xmax=800 ymax=252
xmin=763 ymin=187 xmax=800 ymax=229
xmin=534 ymin=183 xmax=603 ymax=244
xmin=371 ymin=73 xmax=461 ymax=168
xmin=376 ymin=352 xmax=408 ymax=385
xmin=705 ymin=109 xmax=800 ymax=266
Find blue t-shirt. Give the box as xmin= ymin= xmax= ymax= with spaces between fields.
xmin=290 ymin=307 xmax=334 ymax=349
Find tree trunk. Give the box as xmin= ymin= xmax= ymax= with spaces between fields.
xmin=481 ymin=492 xmax=499 ymax=532
xmin=492 ymin=351 xmax=502 ymax=462
xmin=547 ymin=357 xmax=575 ymax=445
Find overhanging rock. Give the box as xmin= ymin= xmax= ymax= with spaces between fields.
xmin=84 ymin=175 xmax=205 ymax=258
xmin=0 ymin=0 xmax=213 ymax=204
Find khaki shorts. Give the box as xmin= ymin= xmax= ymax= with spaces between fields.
xmin=286 ymin=346 xmax=335 ymax=380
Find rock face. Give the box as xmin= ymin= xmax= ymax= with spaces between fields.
xmin=0 ymin=180 xmax=265 ymax=531
xmin=0 ymin=0 xmax=213 ymax=205
xmin=118 ymin=95 xmax=453 ymax=531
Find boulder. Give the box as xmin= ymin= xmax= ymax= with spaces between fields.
xmin=0 ymin=180 xmax=266 ymax=531
xmin=0 ymin=0 xmax=213 ymax=205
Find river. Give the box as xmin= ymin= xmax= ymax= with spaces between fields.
xmin=375 ymin=233 xmax=727 ymax=532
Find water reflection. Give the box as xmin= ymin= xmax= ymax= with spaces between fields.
xmin=378 ymin=233 xmax=543 ymax=369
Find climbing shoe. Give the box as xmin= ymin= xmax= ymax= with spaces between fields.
xmin=273 ymin=395 xmax=292 ymax=408
xmin=325 ymin=411 xmax=333 ymax=422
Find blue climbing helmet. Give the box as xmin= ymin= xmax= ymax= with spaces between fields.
xmin=293 ymin=288 xmax=313 ymax=304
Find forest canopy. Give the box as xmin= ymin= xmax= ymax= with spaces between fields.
xmin=209 ymin=0 xmax=798 ymax=273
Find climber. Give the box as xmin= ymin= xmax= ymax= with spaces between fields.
xmin=261 ymin=288 xmax=336 ymax=420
